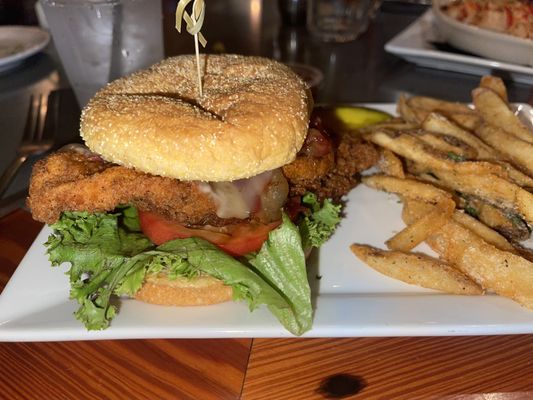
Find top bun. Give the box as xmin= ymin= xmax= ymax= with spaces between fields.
xmin=81 ymin=55 xmax=312 ymax=182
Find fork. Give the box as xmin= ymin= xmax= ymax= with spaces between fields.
xmin=0 ymin=94 xmax=53 ymax=198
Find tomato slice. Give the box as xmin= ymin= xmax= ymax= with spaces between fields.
xmin=138 ymin=211 xmax=280 ymax=256
xmin=216 ymin=222 xmax=280 ymax=257
xmin=138 ymin=211 xmax=230 ymax=245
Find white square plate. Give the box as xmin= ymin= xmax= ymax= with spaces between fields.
xmin=1 ymin=104 xmax=532 ymax=341
xmin=385 ymin=10 xmax=533 ymax=85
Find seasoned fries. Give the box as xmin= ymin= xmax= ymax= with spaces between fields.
xmin=479 ymin=75 xmax=508 ymax=103
xmin=408 ymin=95 xmax=474 ymax=115
xmin=421 ymin=113 xmax=495 ymax=159
xmin=403 ymin=200 xmax=515 ymax=253
xmin=451 ymin=210 xmax=516 ymax=253
xmin=351 ymin=75 xmax=533 ymax=310
xmin=377 ymin=148 xmax=405 ymax=178
xmin=362 ymin=175 xmax=451 ymax=204
xmin=400 ymin=200 xmax=533 ymax=307
xmin=475 ymin=123 xmax=533 ymax=177
xmin=425 ymin=220 xmax=533 ymax=309
xmin=385 ymin=199 xmax=454 ymax=252
xmin=457 ymin=197 xmax=530 ymax=242
xmin=399 ymin=95 xmax=481 ymax=130
xmin=420 ymin=113 xmax=533 ymax=187
xmin=401 ymin=199 xmax=434 ymax=225
xmin=350 ymin=244 xmax=483 ymax=295
xmin=397 ymin=94 xmax=425 ymax=124
xmin=413 ymin=131 xmax=477 ymax=159
xmin=420 ymin=169 xmax=533 ymax=227
xmin=367 ymin=130 xmax=504 ymax=176
xmin=472 ymin=87 xmax=533 ymax=144
xmin=498 ymin=162 xmax=533 ymax=189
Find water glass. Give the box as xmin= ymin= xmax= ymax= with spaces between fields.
xmin=38 ymin=0 xmax=164 ymax=107
xmin=307 ymin=0 xmax=382 ymax=42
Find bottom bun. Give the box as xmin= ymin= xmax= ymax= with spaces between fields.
xmin=134 ymin=273 xmax=233 ymax=306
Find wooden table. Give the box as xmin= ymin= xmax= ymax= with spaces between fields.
xmin=0 ymin=209 xmax=532 ymax=399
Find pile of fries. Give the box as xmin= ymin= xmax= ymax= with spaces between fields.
xmin=351 ymin=76 xmax=533 ymax=309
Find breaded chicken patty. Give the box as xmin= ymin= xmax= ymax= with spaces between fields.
xmin=28 ymin=149 xmax=234 ymax=226
xmin=28 ymin=133 xmax=378 ymax=225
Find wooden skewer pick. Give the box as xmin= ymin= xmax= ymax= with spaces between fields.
xmin=176 ymin=0 xmax=207 ymax=97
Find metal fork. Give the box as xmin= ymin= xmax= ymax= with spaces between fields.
xmin=0 ymin=94 xmax=53 ymax=198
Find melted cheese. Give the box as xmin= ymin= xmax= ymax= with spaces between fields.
xmin=198 ymin=170 xmax=274 ymax=219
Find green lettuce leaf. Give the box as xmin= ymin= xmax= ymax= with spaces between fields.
xmin=299 ymin=193 xmax=342 ymax=250
xmin=45 ymin=208 xmax=313 ymax=335
xmin=249 ymin=214 xmax=312 ymax=335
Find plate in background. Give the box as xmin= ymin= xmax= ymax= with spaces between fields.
xmin=385 ymin=10 xmax=533 ymax=84
xmin=0 ymin=26 xmax=50 ymax=73
xmin=432 ymin=0 xmax=533 ymax=67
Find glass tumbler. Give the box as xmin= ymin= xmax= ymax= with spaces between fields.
xmin=307 ymin=0 xmax=382 ymax=42
xmin=39 ymin=0 xmax=164 ymax=107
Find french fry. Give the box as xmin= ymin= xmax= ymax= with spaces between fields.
xmin=451 ymin=210 xmax=516 ymax=253
xmin=403 ymin=201 xmax=533 ymax=309
xmin=421 ymin=112 xmax=495 ymax=159
xmin=406 ymin=160 xmax=533 ymax=238
xmin=402 ymin=200 xmax=514 ymax=252
xmin=406 ymin=162 xmax=533 ymax=220
xmin=457 ymin=197 xmax=530 ymax=242
xmin=479 ymin=76 xmax=508 ymax=103
xmin=411 ymin=94 xmax=533 ymax=187
xmin=350 ymin=244 xmax=483 ymax=295
xmin=367 ymin=130 xmax=504 ymax=176
xmin=446 ymin=113 xmax=482 ymax=132
xmin=406 ymin=96 xmax=481 ymax=130
xmin=408 ymin=96 xmax=474 ymax=115
xmin=377 ymin=148 xmax=405 ymax=178
xmin=475 ymin=123 xmax=533 ymax=177
xmin=362 ymin=174 xmax=451 ymax=204
xmin=497 ymin=162 xmax=533 ymax=189
xmin=413 ymin=130 xmax=477 ymax=160
xmin=397 ymin=94 xmax=425 ymax=124
xmin=404 ymin=161 xmax=438 ymax=182
xmin=472 ymin=87 xmax=533 ymax=144
xmin=386 ymin=198 xmax=454 ymax=252
xmin=427 ymin=169 xmax=533 ymax=224
xmin=427 ymin=220 xmax=533 ymax=309
xmin=516 ymin=190 xmax=533 ymax=229
xmin=401 ymin=198 xmax=434 ymax=222
xmin=360 ymin=117 xmax=418 ymax=133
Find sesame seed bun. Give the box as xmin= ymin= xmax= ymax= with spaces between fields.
xmin=81 ymin=54 xmax=312 ymax=182
xmin=134 ymin=273 xmax=233 ymax=306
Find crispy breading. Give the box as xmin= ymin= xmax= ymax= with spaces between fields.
xmin=283 ymin=133 xmax=379 ymax=200
xmin=29 ymin=133 xmax=378 ymax=225
xmin=28 ymin=150 xmax=238 ymax=226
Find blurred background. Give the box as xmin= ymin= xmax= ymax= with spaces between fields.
xmin=0 ymin=0 xmax=437 ymax=105
xmin=0 ymin=0 xmax=39 ymax=25
xmin=2 ymin=0 xmax=531 ymax=106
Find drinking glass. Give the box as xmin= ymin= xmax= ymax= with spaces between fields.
xmin=307 ymin=0 xmax=382 ymax=42
xmin=39 ymin=0 xmax=164 ymax=107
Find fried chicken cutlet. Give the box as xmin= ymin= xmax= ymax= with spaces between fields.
xmin=28 ymin=148 xmax=233 ymax=226
xmin=29 ymin=134 xmax=378 ymax=226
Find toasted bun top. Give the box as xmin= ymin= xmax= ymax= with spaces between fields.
xmin=80 ymin=55 xmax=312 ymax=181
